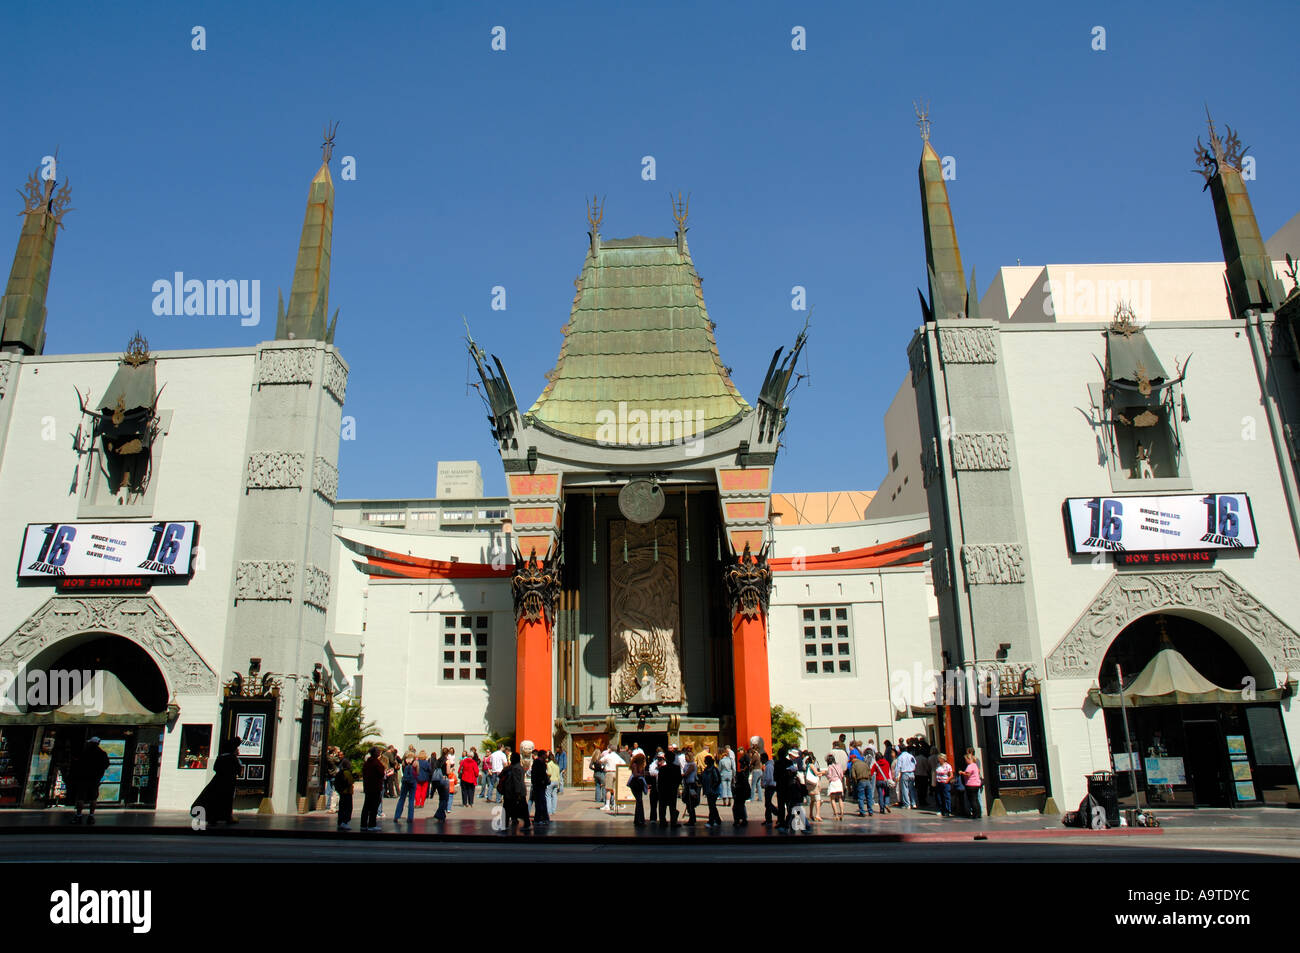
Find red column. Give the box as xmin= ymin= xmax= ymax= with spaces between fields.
xmin=732 ymin=611 xmax=771 ymax=753
xmin=515 ymin=615 xmax=553 ymax=750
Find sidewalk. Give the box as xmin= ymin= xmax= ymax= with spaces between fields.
xmin=14 ymin=787 xmax=1294 ymax=843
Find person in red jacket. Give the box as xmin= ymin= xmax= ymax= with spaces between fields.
xmin=459 ymin=751 xmax=480 ymax=808
xmin=360 ymin=746 xmax=385 ymax=831
xmin=871 ymin=751 xmax=894 ymax=814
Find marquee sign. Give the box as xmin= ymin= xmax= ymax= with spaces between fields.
xmin=17 ymin=521 xmax=198 ymax=580
xmin=1064 ymin=493 xmax=1257 ymax=555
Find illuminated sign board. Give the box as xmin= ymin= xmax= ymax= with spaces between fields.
xmin=18 ymin=521 xmax=198 ymax=580
xmin=1064 ymin=494 xmax=1256 ymax=554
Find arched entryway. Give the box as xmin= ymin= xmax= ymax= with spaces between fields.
xmin=1094 ymin=613 xmax=1297 ymax=808
xmin=0 ymin=634 xmax=171 ymax=808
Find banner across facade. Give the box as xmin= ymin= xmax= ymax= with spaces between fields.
xmin=17 ymin=521 xmax=198 ymax=579
xmin=1064 ymin=493 xmax=1257 ymax=554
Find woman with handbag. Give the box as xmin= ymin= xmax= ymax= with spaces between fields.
xmin=804 ymin=753 xmax=826 ymax=822
xmin=871 ymin=750 xmax=894 ymax=814
xmin=824 ymin=752 xmax=845 ymax=821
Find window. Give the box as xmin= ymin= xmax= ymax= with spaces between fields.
xmin=800 ymin=606 xmax=854 ymax=676
xmin=891 ymin=452 xmax=899 ymax=472
xmin=441 ymin=614 xmax=489 ymax=682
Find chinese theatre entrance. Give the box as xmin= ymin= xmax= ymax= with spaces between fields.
xmin=1092 ymin=614 xmax=1298 ymax=808
xmin=0 ymin=634 xmax=169 ymax=809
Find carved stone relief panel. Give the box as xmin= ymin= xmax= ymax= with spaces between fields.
xmin=312 ymin=457 xmax=339 ymax=503
xmin=961 ymin=543 xmax=1026 ymax=585
xmin=323 ymin=352 xmax=348 ymax=404
xmin=609 ymin=519 xmax=682 ymax=705
xmin=1047 ymin=570 xmax=1300 ymax=679
xmin=950 ymin=432 xmax=1011 ymax=470
xmin=937 ymin=327 xmax=998 ymax=364
xmin=0 ymin=596 xmax=217 ymax=694
xmin=303 ymin=565 xmax=331 ymax=611
xmin=246 ymin=451 xmax=305 ymax=490
xmin=234 ymin=560 xmax=297 ymax=601
xmin=257 ymin=348 xmax=315 ymax=385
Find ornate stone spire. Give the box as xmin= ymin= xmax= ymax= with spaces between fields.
xmin=278 ymin=122 xmax=339 ymax=342
xmin=915 ymin=107 xmax=976 ymax=321
xmin=1 ymin=157 xmax=73 ymax=354
xmin=1194 ymin=109 xmax=1284 ymax=317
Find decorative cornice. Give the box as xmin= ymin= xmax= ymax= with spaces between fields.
xmin=0 ymin=596 xmax=217 ymax=695
xmin=323 ymin=352 xmax=348 ymax=404
xmin=961 ymin=543 xmax=1025 ymax=585
xmin=235 ymin=560 xmax=297 ymax=601
xmin=258 ymin=347 xmax=315 ymax=385
xmin=937 ymin=327 xmax=998 ymax=364
xmin=246 ymin=451 xmax=305 ymax=490
xmin=312 ymin=456 xmax=339 ymax=503
xmin=1046 ymin=570 xmax=1300 ymax=680
xmin=950 ymin=432 xmax=1011 ymax=471
xmin=304 ymin=565 xmax=331 ymax=611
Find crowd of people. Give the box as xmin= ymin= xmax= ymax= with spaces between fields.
xmin=321 ymin=742 xmax=567 ymax=833
xmin=314 ymin=734 xmax=984 ymax=833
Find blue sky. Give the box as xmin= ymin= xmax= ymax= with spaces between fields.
xmin=3 ymin=1 xmax=1296 ymax=499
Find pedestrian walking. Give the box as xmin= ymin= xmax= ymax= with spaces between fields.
xmin=849 ymin=750 xmax=874 ymax=816
xmin=630 ymin=752 xmax=649 ymax=826
xmin=825 ymin=752 xmax=845 ymax=820
xmin=191 ymin=738 xmax=239 ymax=827
xmin=656 ymin=750 xmax=681 ymax=826
xmin=701 ymin=755 xmax=723 ymax=827
xmin=934 ymin=753 xmax=953 ymax=817
xmin=394 ymin=750 xmax=417 ymax=824
xmin=961 ymin=750 xmax=983 ymax=819
xmin=70 ymin=736 xmax=111 ymax=825
xmin=761 ymin=753 xmax=778 ymax=825
xmin=360 ymin=745 xmax=385 ymax=831
xmin=459 ymin=750 xmax=480 ymax=807
xmin=894 ymin=747 xmax=917 ymax=808
xmin=913 ymin=745 xmax=931 ymax=807
xmin=531 ymin=749 xmax=551 ymax=826
xmin=731 ymin=754 xmax=751 ymax=826
xmin=545 ymin=750 xmax=561 ymax=816
xmin=415 ymin=750 xmax=430 ymax=808
xmin=804 ymin=753 xmax=825 ymax=822
xmin=718 ymin=745 xmax=735 ymax=807
xmin=871 ymin=750 xmax=894 ymax=814
xmin=499 ymin=752 xmax=530 ymax=833
xmin=334 ymin=753 xmax=354 ymax=830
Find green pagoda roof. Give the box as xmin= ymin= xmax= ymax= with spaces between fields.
xmin=525 ymin=234 xmax=750 ymax=443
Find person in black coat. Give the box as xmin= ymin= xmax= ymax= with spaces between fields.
xmin=69 ymin=737 xmax=110 ymax=824
xmin=656 ymin=754 xmax=681 ymax=827
xmin=531 ymin=749 xmax=551 ymax=826
xmin=499 ymin=752 xmax=529 ymax=832
xmin=700 ymin=755 xmax=723 ymax=828
xmin=334 ymin=754 xmax=355 ymax=831
xmin=192 ymin=739 xmax=241 ymax=827
xmin=360 ymin=745 xmax=384 ymax=831
xmin=732 ymin=753 xmax=751 ymax=826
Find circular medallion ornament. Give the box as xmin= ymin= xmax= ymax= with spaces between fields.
xmin=618 ymin=480 xmax=664 ymax=523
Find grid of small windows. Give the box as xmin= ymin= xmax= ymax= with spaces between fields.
xmin=442 ymin=614 xmax=489 ymax=682
xmin=801 ymin=606 xmax=853 ymax=676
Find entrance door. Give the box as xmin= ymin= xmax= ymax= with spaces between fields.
xmin=621 ymin=732 xmax=668 ymax=758
xmin=1184 ymin=721 xmax=1229 ymax=807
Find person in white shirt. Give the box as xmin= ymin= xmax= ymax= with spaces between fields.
xmin=488 ymin=745 xmax=508 ymax=803
xmin=894 ymin=748 xmax=917 ymax=808
xmin=599 ymin=746 xmax=625 ymax=811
